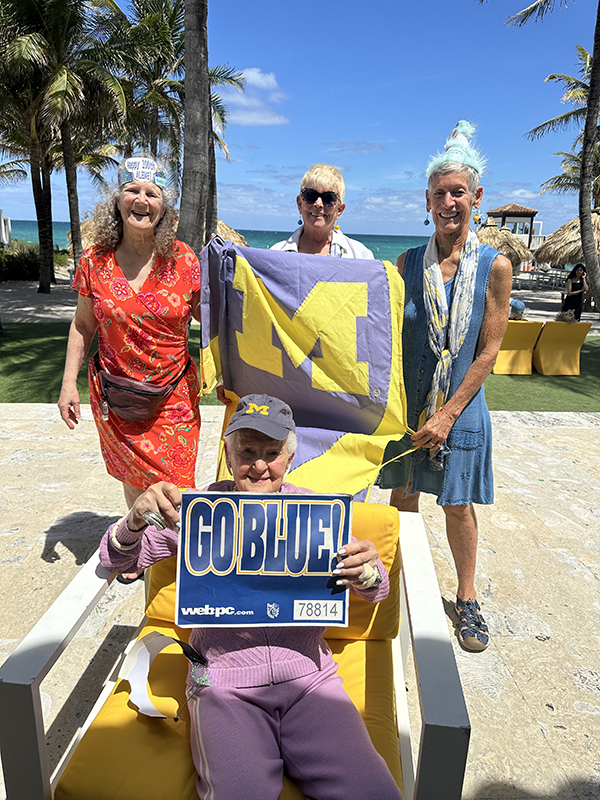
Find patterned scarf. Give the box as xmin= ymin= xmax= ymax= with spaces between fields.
xmin=420 ymin=229 xmax=479 ymax=428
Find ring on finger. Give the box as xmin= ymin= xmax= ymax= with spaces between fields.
xmin=357 ymin=563 xmax=378 ymax=589
xmin=142 ymin=510 xmax=167 ymax=531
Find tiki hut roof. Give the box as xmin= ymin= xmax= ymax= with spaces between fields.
xmin=476 ymin=217 xmax=532 ymax=271
xmin=534 ymin=209 xmax=600 ymax=267
xmin=216 ymin=220 xmax=248 ymax=247
xmin=487 ymin=203 xmax=538 ymax=216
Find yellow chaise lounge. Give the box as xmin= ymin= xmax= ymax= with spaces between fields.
xmin=532 ymin=321 xmax=592 ymax=376
xmin=0 ymin=504 xmax=470 ymax=800
xmin=492 ymin=320 xmax=544 ymax=375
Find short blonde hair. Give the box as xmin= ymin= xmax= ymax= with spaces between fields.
xmin=300 ymin=164 xmax=345 ymax=202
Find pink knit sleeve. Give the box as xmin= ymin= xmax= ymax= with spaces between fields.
xmin=99 ymin=516 xmax=179 ymax=573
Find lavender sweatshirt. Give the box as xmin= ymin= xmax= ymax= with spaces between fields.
xmin=100 ymin=481 xmax=389 ymax=688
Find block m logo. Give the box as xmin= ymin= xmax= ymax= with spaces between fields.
xmin=233 ymin=259 xmax=369 ymax=395
xmin=246 ymin=404 xmax=269 ymax=415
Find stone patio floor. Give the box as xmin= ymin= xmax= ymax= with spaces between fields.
xmin=1 ymin=403 xmax=599 ymax=799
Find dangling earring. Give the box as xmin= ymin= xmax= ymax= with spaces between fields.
xmin=424 ymin=212 xmax=430 ymax=226
xmin=298 ymin=217 xmax=302 ymax=226
xmin=473 ymin=207 xmax=481 ymax=226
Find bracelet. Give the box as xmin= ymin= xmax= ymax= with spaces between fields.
xmin=110 ymin=516 xmax=145 ymax=551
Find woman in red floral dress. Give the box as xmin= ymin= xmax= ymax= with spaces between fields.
xmin=58 ymin=155 xmax=202 ymax=543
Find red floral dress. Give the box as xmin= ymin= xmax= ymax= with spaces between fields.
xmin=73 ymin=241 xmax=201 ymax=490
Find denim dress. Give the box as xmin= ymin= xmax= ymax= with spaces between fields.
xmin=378 ymin=243 xmax=499 ymax=505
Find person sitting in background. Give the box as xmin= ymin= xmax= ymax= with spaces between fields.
xmin=271 ymin=163 xmax=374 ymax=259
xmin=509 ymin=298 xmax=526 ymax=320
xmin=100 ymin=394 xmax=401 ymax=800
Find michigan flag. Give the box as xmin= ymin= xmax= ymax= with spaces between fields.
xmin=199 ymin=237 xmax=407 ymax=497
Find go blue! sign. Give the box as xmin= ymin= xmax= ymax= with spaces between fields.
xmin=176 ymin=492 xmax=351 ymax=628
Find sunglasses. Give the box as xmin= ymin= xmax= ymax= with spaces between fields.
xmin=301 ymin=188 xmax=340 ymax=207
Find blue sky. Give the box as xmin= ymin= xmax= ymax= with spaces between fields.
xmin=1 ymin=0 xmax=594 ymax=236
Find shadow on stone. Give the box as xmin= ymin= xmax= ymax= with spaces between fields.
xmin=45 ymin=623 xmax=136 ymax=773
xmin=442 ymin=595 xmax=461 ymax=642
xmin=466 ymin=779 xmax=600 ymax=798
xmin=41 ymin=511 xmax=120 ymax=565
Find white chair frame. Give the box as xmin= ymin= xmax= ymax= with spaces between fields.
xmin=0 ymin=511 xmax=470 ymax=800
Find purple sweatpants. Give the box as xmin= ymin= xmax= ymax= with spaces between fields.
xmin=189 ymin=658 xmax=402 ymax=800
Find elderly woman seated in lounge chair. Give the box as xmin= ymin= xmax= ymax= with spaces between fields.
xmin=100 ymin=393 xmax=402 ymax=800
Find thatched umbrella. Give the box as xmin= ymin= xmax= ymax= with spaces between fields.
xmin=216 ymin=220 xmax=248 ymax=247
xmin=534 ymin=208 xmax=600 ymax=267
xmin=476 ymin=217 xmax=533 ymax=275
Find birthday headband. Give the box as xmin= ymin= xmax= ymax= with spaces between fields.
xmin=118 ymin=157 xmax=168 ymax=189
xmin=426 ymin=121 xmax=486 ymax=178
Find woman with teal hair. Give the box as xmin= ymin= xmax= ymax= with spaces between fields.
xmin=379 ymin=122 xmax=512 ymax=651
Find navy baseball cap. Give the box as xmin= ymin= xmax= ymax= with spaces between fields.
xmin=226 ymin=394 xmax=295 ymax=441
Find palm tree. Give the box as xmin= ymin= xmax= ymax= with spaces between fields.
xmin=540 ymin=147 xmax=600 ymax=208
xmin=205 ymin=64 xmax=245 ymax=241
xmin=525 ymin=44 xmax=591 ymax=141
xmin=514 ymin=3 xmax=600 ymax=307
xmin=0 ymin=9 xmax=56 ymax=293
xmin=90 ymin=0 xmax=185 ymax=188
xmin=481 ymin=0 xmax=600 ymax=310
xmin=178 ymin=0 xmax=211 ymax=256
xmin=0 ymin=0 xmax=126 ymax=287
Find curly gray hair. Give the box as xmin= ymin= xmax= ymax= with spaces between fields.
xmin=89 ymin=186 xmax=178 ymax=259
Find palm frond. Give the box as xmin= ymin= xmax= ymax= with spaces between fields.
xmin=209 ymin=64 xmax=246 ymax=91
xmin=7 ymin=32 xmax=51 ymax=70
xmin=525 ymin=108 xmax=587 ymax=139
xmin=42 ymin=66 xmax=85 ymax=122
xmin=544 ymin=74 xmax=589 ymax=94
xmin=0 ymin=158 xmax=28 ymax=185
xmin=506 ymin=0 xmax=568 ymax=28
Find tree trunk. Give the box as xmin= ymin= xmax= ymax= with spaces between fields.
xmin=579 ymin=0 xmax=600 ymax=311
xmin=205 ymin=138 xmax=218 ymax=239
xmin=178 ymin=0 xmax=211 ymax=256
xmin=60 ymin=119 xmax=83 ymax=268
xmin=30 ymin=141 xmax=55 ymax=294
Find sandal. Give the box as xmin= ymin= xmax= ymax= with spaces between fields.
xmin=455 ymin=597 xmax=489 ymax=651
xmin=116 ymin=571 xmax=145 ymax=585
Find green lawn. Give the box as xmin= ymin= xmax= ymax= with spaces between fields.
xmin=1 ymin=322 xmax=599 ymax=411
xmin=0 ymin=323 xmax=217 ymax=405
xmin=484 ymin=337 xmax=600 ymax=412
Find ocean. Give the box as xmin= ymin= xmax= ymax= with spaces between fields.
xmin=10 ymin=220 xmax=429 ymax=262
xmin=11 ymin=220 xmax=72 ymax=249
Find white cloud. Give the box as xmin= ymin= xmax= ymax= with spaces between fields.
xmin=509 ymin=188 xmax=541 ymax=201
xmin=221 ymin=68 xmax=290 ymax=127
xmin=242 ymin=68 xmax=279 ymax=90
xmin=229 ymin=109 xmax=290 ymax=126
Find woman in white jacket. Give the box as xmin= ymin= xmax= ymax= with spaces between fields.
xmin=271 ymin=163 xmax=374 ymax=259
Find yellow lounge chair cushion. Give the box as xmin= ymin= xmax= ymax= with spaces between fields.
xmin=532 ymin=321 xmax=591 ymax=375
xmin=146 ymin=502 xmax=400 ymax=641
xmin=54 ymin=624 xmax=401 ymax=800
xmin=492 ymin=320 xmax=544 ymax=375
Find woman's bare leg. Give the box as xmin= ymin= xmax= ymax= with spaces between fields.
xmin=389 ymin=487 xmax=420 ymax=513
xmin=442 ymin=503 xmax=478 ymax=602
